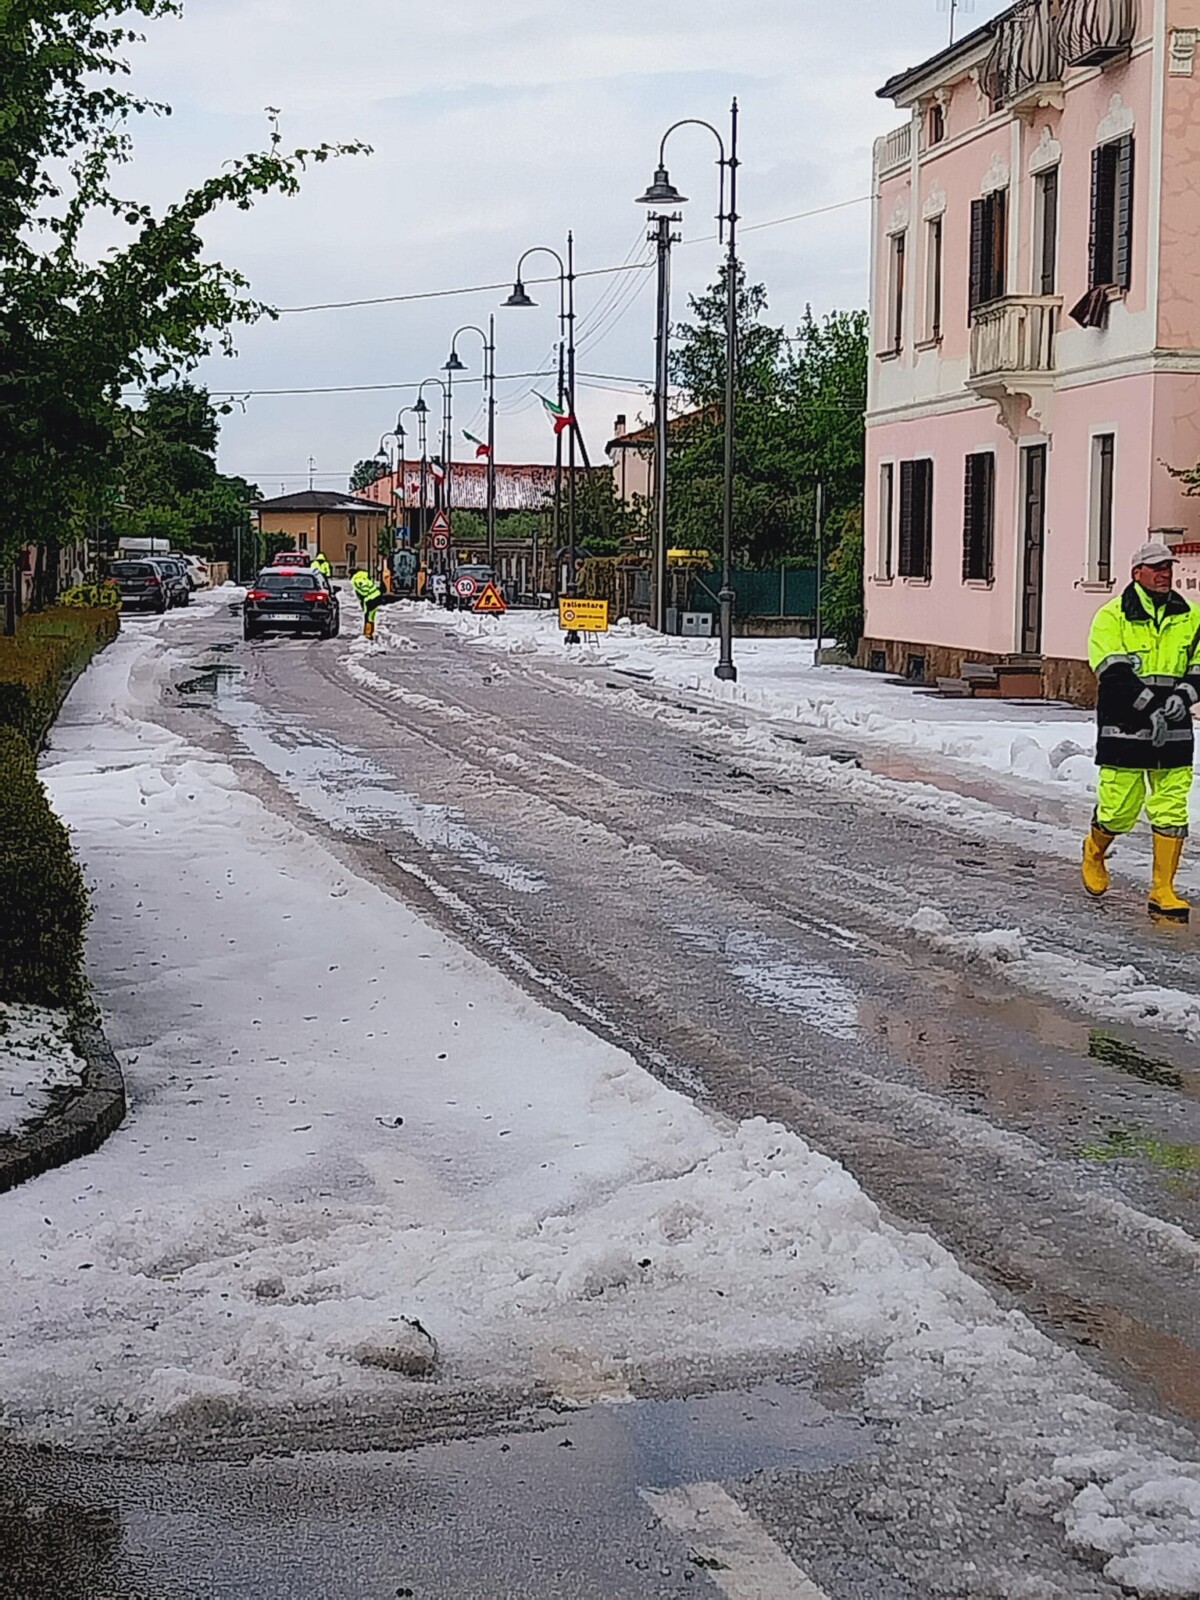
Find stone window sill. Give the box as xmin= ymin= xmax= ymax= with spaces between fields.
xmin=872 ymin=576 xmax=895 ymax=586
xmin=1079 ymin=580 xmax=1115 ymax=592
xmin=900 ymin=576 xmax=932 ymax=586
xmin=876 ymin=348 xmax=902 ymax=363
xmin=964 ymin=578 xmax=995 ymax=590
xmin=914 ymin=335 xmax=943 ymax=352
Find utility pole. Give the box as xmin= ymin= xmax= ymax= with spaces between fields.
xmin=486 ymin=313 xmax=497 ymax=574
xmin=649 ymin=212 xmax=679 ymax=635
xmin=565 ymin=230 xmax=578 ymax=620
xmin=308 ymin=456 xmax=316 ymax=491
xmin=714 ymin=98 xmax=740 ymax=682
xmin=813 ymin=482 xmax=825 ymax=661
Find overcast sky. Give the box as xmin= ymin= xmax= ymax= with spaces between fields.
xmin=118 ymin=0 xmax=1010 ymax=492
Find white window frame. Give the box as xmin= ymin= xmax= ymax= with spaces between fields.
xmin=881 ymin=229 xmax=907 ymax=356
xmin=1087 ymin=430 xmax=1117 ymax=585
xmin=877 ymin=460 xmax=896 ymax=579
xmin=1031 ymin=165 xmax=1060 ymax=298
xmin=923 ymin=215 xmax=944 ymax=344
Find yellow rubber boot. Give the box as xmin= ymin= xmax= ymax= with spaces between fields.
xmin=363 ymin=617 xmax=375 ymax=640
xmin=1082 ymin=824 xmax=1116 ymax=898
xmin=1149 ymin=832 xmax=1190 ymax=923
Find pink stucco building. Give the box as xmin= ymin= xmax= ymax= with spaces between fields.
xmin=863 ymin=0 xmax=1200 ymax=701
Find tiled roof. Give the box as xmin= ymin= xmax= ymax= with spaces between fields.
xmin=252 ymin=490 xmax=389 ymax=514
xmin=358 ymin=461 xmax=581 ymax=514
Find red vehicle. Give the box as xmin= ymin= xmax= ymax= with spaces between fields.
xmin=268 ymin=550 xmax=311 ymax=567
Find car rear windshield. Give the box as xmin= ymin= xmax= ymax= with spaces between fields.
xmin=110 ymin=562 xmax=155 ymax=577
xmin=254 ymin=572 xmax=320 ymax=592
xmin=455 ymin=566 xmax=493 ymax=580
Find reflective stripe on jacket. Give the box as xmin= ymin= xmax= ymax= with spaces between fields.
xmin=351 ymin=570 xmax=382 ymax=606
xmin=1089 ymin=583 xmax=1200 ymax=770
xmin=311 ymin=554 xmax=331 ymax=577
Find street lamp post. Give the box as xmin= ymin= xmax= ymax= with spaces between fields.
xmin=503 ymin=240 xmax=578 ymax=632
xmin=445 ymin=318 xmax=497 ymax=571
xmin=418 ymin=377 xmax=449 ymax=577
xmin=637 ymin=98 xmax=741 ymax=682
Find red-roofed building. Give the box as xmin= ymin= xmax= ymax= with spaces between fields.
xmin=357 ymin=460 xmax=571 ymax=515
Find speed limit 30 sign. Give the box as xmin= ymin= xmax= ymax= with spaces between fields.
xmin=454 ymin=575 xmax=478 ymax=599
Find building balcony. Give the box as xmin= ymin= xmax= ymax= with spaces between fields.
xmin=970 ymin=294 xmax=1061 ymax=384
xmin=969 ymin=295 xmax=1061 ymax=432
xmin=981 ymin=0 xmax=1065 ymax=111
xmin=1056 ymin=0 xmax=1136 ymax=67
xmin=875 ymin=121 xmax=912 ymax=178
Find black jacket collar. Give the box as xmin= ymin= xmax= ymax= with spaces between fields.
xmin=1121 ymin=582 xmax=1191 ymax=623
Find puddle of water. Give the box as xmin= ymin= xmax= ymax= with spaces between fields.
xmin=217 ymin=689 xmax=546 ymax=895
xmin=174 ymin=663 xmax=243 ymax=697
xmin=1089 ymin=1030 xmax=1187 ymax=1092
xmin=675 ymin=927 xmax=860 ymax=1041
xmin=592 ymin=1380 xmax=865 ymax=1490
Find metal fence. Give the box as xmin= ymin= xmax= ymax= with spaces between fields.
xmin=687 ymin=566 xmax=816 ymax=620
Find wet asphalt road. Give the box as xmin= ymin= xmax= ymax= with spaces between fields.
xmin=6 ymin=599 xmax=1200 ymax=1599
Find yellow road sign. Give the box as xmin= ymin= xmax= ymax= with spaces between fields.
xmin=558 ymin=598 xmax=609 ymax=633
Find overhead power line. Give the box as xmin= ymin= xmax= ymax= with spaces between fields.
xmin=199 ymin=368 xmax=652 ymax=401
xmin=272 ymin=195 xmax=872 ymax=317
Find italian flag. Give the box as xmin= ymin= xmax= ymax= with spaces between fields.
xmin=463 ymin=430 xmax=491 ymax=460
xmin=429 ymin=456 xmax=446 ymax=483
xmin=537 ymin=392 xmax=575 ymax=436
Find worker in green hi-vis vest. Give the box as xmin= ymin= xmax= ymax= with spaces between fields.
xmin=1082 ymin=541 xmax=1200 ymax=922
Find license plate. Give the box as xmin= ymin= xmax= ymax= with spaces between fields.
xmin=262 ymin=612 xmax=295 ymax=621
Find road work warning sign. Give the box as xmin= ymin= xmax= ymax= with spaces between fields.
xmin=472 ymin=582 xmax=507 ymax=615
xmin=558 ymin=598 xmax=609 ymax=633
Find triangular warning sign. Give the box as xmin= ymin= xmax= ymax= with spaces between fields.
xmin=472 ymin=582 xmax=507 ymax=615
xmin=429 ymin=509 xmax=452 ymax=535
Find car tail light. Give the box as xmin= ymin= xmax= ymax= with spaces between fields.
xmin=246 ymin=589 xmax=270 ymax=601
xmin=145 ymin=576 xmax=161 ymax=586
xmin=304 ymin=590 xmax=330 ymax=603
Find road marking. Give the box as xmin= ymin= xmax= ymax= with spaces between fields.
xmin=641 ymin=1482 xmax=832 ymax=1600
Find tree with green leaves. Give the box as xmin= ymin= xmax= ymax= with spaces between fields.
xmin=666 ymin=268 xmax=867 ymax=569
xmin=114 ymin=382 xmax=259 ymax=567
xmin=350 ymin=459 xmax=386 ymax=493
xmin=0 ymin=0 xmax=367 ymax=611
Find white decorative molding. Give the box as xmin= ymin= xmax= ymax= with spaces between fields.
xmin=1170 ymin=28 xmax=1199 ymax=76
xmin=922 ymin=184 xmax=947 ymax=221
xmin=1028 ymin=125 xmax=1062 ymax=176
xmin=1096 ymin=92 xmax=1135 ymax=145
xmin=889 ymin=193 xmax=910 ymax=233
xmin=935 ymin=86 xmax=953 ymax=116
xmin=980 ymin=152 xmax=1010 ymax=194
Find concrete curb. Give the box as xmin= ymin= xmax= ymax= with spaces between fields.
xmin=0 ymin=1015 xmax=127 ymax=1195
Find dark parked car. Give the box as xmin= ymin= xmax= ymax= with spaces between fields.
xmin=152 ymin=556 xmax=192 ymax=607
xmin=444 ymin=562 xmax=497 ymax=610
xmin=243 ymin=567 xmax=341 ymax=640
xmin=109 ymin=559 xmax=172 ymax=613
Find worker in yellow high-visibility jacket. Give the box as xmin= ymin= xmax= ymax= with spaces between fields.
xmin=1083 ymin=541 xmax=1200 ymax=921
xmin=350 ymin=569 xmax=404 ymax=639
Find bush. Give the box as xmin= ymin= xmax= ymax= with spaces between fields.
xmin=0 ymin=727 xmax=89 ymax=1006
xmin=0 ymin=605 xmax=119 ymax=750
xmin=823 ymin=509 xmax=864 ymax=654
xmin=59 ymin=580 xmax=121 ymax=609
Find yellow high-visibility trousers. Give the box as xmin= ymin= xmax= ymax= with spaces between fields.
xmin=1096 ymin=765 xmax=1193 ymax=839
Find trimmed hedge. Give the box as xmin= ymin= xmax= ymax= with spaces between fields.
xmin=0 ymin=605 xmax=119 ymax=750
xmin=0 ymin=727 xmax=89 ymax=1007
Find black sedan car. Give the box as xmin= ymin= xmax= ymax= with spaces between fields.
xmin=152 ymin=556 xmax=193 ymax=607
xmin=243 ymin=568 xmax=341 ymax=641
xmin=108 ymin=559 xmax=172 ymax=612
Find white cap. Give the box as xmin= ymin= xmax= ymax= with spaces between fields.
xmin=1130 ymin=540 xmax=1177 ymax=568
